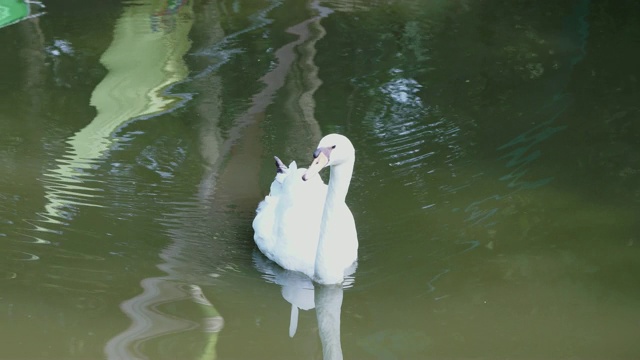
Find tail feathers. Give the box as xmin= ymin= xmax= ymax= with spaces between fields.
xmin=274 ymin=156 xmax=287 ymax=174
xmin=272 ymin=157 xmax=298 ymax=193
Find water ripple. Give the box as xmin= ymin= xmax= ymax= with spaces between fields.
xmin=365 ymin=70 xmax=469 ymax=189
xmin=0 ymin=250 xmax=40 ymax=261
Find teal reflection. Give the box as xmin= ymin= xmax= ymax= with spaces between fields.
xmin=0 ymin=0 xmax=44 ymax=29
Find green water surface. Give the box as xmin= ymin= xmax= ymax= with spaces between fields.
xmin=0 ymin=0 xmax=639 ymax=359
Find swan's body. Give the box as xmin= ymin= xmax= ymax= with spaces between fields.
xmin=252 ymin=134 xmax=358 ymax=284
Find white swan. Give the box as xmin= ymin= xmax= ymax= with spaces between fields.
xmin=252 ymin=133 xmax=358 ymax=284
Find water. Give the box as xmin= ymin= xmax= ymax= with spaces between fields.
xmin=1 ymin=0 xmax=639 ymax=358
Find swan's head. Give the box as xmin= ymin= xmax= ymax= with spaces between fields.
xmin=302 ymin=134 xmax=354 ymax=181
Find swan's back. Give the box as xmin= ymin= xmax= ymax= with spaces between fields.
xmin=253 ymin=161 xmax=327 ymax=276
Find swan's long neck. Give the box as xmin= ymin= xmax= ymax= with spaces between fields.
xmin=325 ymin=161 xmax=353 ymax=206
xmin=314 ymin=159 xmax=354 ymax=284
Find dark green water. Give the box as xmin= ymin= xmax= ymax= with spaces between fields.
xmin=1 ymin=0 xmax=639 ymax=359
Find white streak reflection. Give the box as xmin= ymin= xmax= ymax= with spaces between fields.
xmin=253 ymin=251 xmax=346 ymax=360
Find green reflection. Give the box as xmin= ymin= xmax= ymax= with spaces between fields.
xmin=0 ymin=0 xmax=31 ymax=29
xmin=42 ymin=0 xmax=192 ymax=222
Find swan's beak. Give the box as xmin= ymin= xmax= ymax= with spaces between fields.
xmin=302 ymin=151 xmax=329 ymax=181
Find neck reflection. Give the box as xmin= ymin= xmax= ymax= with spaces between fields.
xmin=253 ymin=251 xmax=348 ymax=360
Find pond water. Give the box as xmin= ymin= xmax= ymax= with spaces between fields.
xmin=1 ymin=0 xmax=639 ymax=359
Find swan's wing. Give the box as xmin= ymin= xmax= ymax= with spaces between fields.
xmin=275 ymin=168 xmax=326 ymax=240
xmin=254 ymin=164 xmax=328 ymax=276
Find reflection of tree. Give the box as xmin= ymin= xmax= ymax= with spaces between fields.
xmin=102 ymin=0 xmax=335 ymax=358
xmin=0 ymin=7 xmax=130 ymax=359
xmin=41 ymin=0 xmax=192 ymax=223
xmin=208 ymin=0 xmax=329 ymax=210
xmin=100 ymin=1 xmax=228 ymax=359
xmin=189 ymin=1 xmax=346 ymax=358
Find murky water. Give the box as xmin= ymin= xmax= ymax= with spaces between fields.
xmin=1 ymin=0 xmax=639 ymax=358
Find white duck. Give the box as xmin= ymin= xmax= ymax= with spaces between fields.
xmin=252 ymin=134 xmax=358 ymax=284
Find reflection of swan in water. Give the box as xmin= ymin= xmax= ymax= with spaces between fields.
xmin=253 ymin=251 xmax=346 ymax=360
xmin=254 ymin=250 xmax=315 ymax=337
xmin=314 ymin=284 xmax=344 ymax=360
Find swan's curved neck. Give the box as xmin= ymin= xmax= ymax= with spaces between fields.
xmin=314 ymin=158 xmax=354 ymax=284
xmin=325 ymin=160 xmax=353 ymax=206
